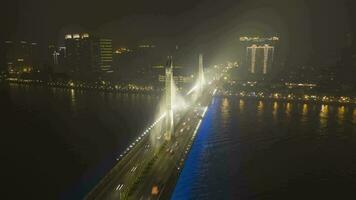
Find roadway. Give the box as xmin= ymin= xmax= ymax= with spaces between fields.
xmin=86 ymin=88 xmax=214 ymax=200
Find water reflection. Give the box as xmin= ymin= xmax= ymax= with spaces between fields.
xmin=174 ymin=97 xmax=356 ymax=199
xmin=272 ymin=101 xmax=278 ymax=119
xmin=302 ymin=104 xmax=308 ymax=116
xmin=337 ymin=106 xmax=345 ymax=124
xmin=319 ymin=105 xmax=329 ymax=130
xmin=300 ymin=103 xmax=308 ymax=122
xmin=221 ymin=98 xmax=230 ymax=122
xmin=257 ymin=101 xmax=264 ymax=117
xmin=239 ymin=99 xmax=245 ymax=112
xmin=70 ymin=89 xmax=76 ymax=105
xmin=286 ymin=102 xmax=291 ymax=116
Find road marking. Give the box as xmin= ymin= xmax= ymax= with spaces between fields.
xmin=115 ymin=184 xmax=124 ymax=191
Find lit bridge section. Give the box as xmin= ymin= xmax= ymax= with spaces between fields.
xmin=85 ymin=102 xmax=211 ymax=200
xmin=116 ymin=113 xmax=167 ymax=161
xmin=86 ymin=55 xmax=213 ymax=200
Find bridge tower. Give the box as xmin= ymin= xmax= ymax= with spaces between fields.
xmin=198 ymin=54 xmax=205 ymax=93
xmin=164 ymin=56 xmax=174 ymax=141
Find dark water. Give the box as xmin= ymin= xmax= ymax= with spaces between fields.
xmin=1 ymin=84 xmax=159 ymax=199
xmin=173 ymin=97 xmax=356 ymax=200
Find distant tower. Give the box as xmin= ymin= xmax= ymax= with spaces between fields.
xmin=53 ymin=51 xmax=59 ymax=65
xmin=198 ymin=54 xmax=205 ymax=93
xmin=246 ymin=44 xmax=274 ymax=75
xmin=241 ymin=36 xmax=278 ymax=76
xmin=165 ymin=56 xmax=174 ymax=141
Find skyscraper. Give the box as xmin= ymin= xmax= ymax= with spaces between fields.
xmin=29 ymin=42 xmax=40 ymax=71
xmin=240 ymin=36 xmax=279 ymax=77
xmin=91 ymin=38 xmax=113 ymax=73
xmin=4 ymin=40 xmax=39 ymax=74
xmin=65 ymin=33 xmax=92 ymax=74
xmin=246 ymin=44 xmax=274 ymax=74
xmin=64 ymin=33 xmax=113 ymax=76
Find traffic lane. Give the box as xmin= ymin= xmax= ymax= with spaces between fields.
xmin=105 ymin=138 xmax=162 ymax=198
xmin=132 ymin=110 xmax=203 ymax=199
xmin=88 ymin=108 xmax=200 ymax=199
xmin=133 ymin=146 xmax=174 ymax=199
xmin=87 ymin=110 xmax=182 ymax=199
xmin=98 ymin=125 xmax=170 ymax=199
xmin=91 ymin=135 xmax=154 ymax=199
xmin=132 ymin=134 xmax=186 ymax=199
xmin=96 ymin=131 xmax=170 ymax=199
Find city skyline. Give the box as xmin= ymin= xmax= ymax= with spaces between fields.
xmin=2 ymin=1 xmax=356 ymax=199
xmin=1 ymin=0 xmax=356 ymax=67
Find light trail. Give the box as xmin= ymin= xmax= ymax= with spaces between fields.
xmin=116 ymin=112 xmax=167 ymax=160
xmin=186 ymin=84 xmax=198 ymax=95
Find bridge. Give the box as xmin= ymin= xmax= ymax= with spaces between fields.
xmin=86 ymin=55 xmax=215 ymax=200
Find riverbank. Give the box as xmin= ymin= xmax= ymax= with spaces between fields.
xmin=3 ymin=78 xmax=162 ymax=94
xmin=216 ymin=89 xmax=356 ymax=105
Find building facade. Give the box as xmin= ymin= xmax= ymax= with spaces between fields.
xmin=246 ymin=44 xmax=275 ymax=74
xmin=65 ymin=33 xmax=91 ymax=74
xmin=91 ymin=38 xmax=113 ymax=73
xmin=240 ymin=36 xmax=279 ymax=78
xmin=4 ymin=40 xmax=39 ymax=74
xmin=64 ymin=33 xmax=113 ymax=76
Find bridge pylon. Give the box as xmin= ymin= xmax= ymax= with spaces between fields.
xmin=164 ymin=56 xmax=174 ymax=141
xmin=198 ymin=54 xmax=205 ymax=94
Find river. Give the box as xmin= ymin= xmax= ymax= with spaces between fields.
xmin=172 ymin=97 xmax=356 ymax=199
xmin=3 ymin=84 xmax=356 ymax=199
xmin=1 ymin=83 xmax=159 ymax=199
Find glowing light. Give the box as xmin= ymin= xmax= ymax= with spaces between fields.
xmin=239 ymin=99 xmax=245 ymax=111
xmin=286 ymin=103 xmax=291 ymax=112
xmin=320 ymin=104 xmax=329 ymax=125
xmin=273 ymin=102 xmax=278 ymax=117
xmin=258 ymin=101 xmax=264 ymax=110
xmin=82 ymin=33 xmax=89 ymax=38
xmin=338 ymin=106 xmax=345 ymax=118
xmin=240 ymin=36 xmax=279 ymax=42
xmin=186 ymin=84 xmax=198 ymax=95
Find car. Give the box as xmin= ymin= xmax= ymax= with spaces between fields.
xmin=151 ymin=185 xmax=159 ymax=195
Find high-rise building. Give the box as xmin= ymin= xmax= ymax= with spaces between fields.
xmin=65 ymin=33 xmax=92 ymax=74
xmin=4 ymin=40 xmax=39 ymax=74
xmin=58 ymin=47 xmax=67 ymax=65
xmin=47 ymin=44 xmax=68 ymax=73
xmin=4 ymin=41 xmax=15 ymax=72
xmin=64 ymin=33 xmax=113 ymax=75
xmin=240 ymin=36 xmax=279 ymax=76
xmin=48 ymin=44 xmax=57 ymax=65
xmin=91 ymin=38 xmax=113 ymax=73
xmin=28 ymin=42 xmax=40 ymax=70
xmin=246 ymin=44 xmax=274 ymax=74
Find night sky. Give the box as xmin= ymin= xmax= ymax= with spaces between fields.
xmin=1 ymin=0 xmax=355 ymax=66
